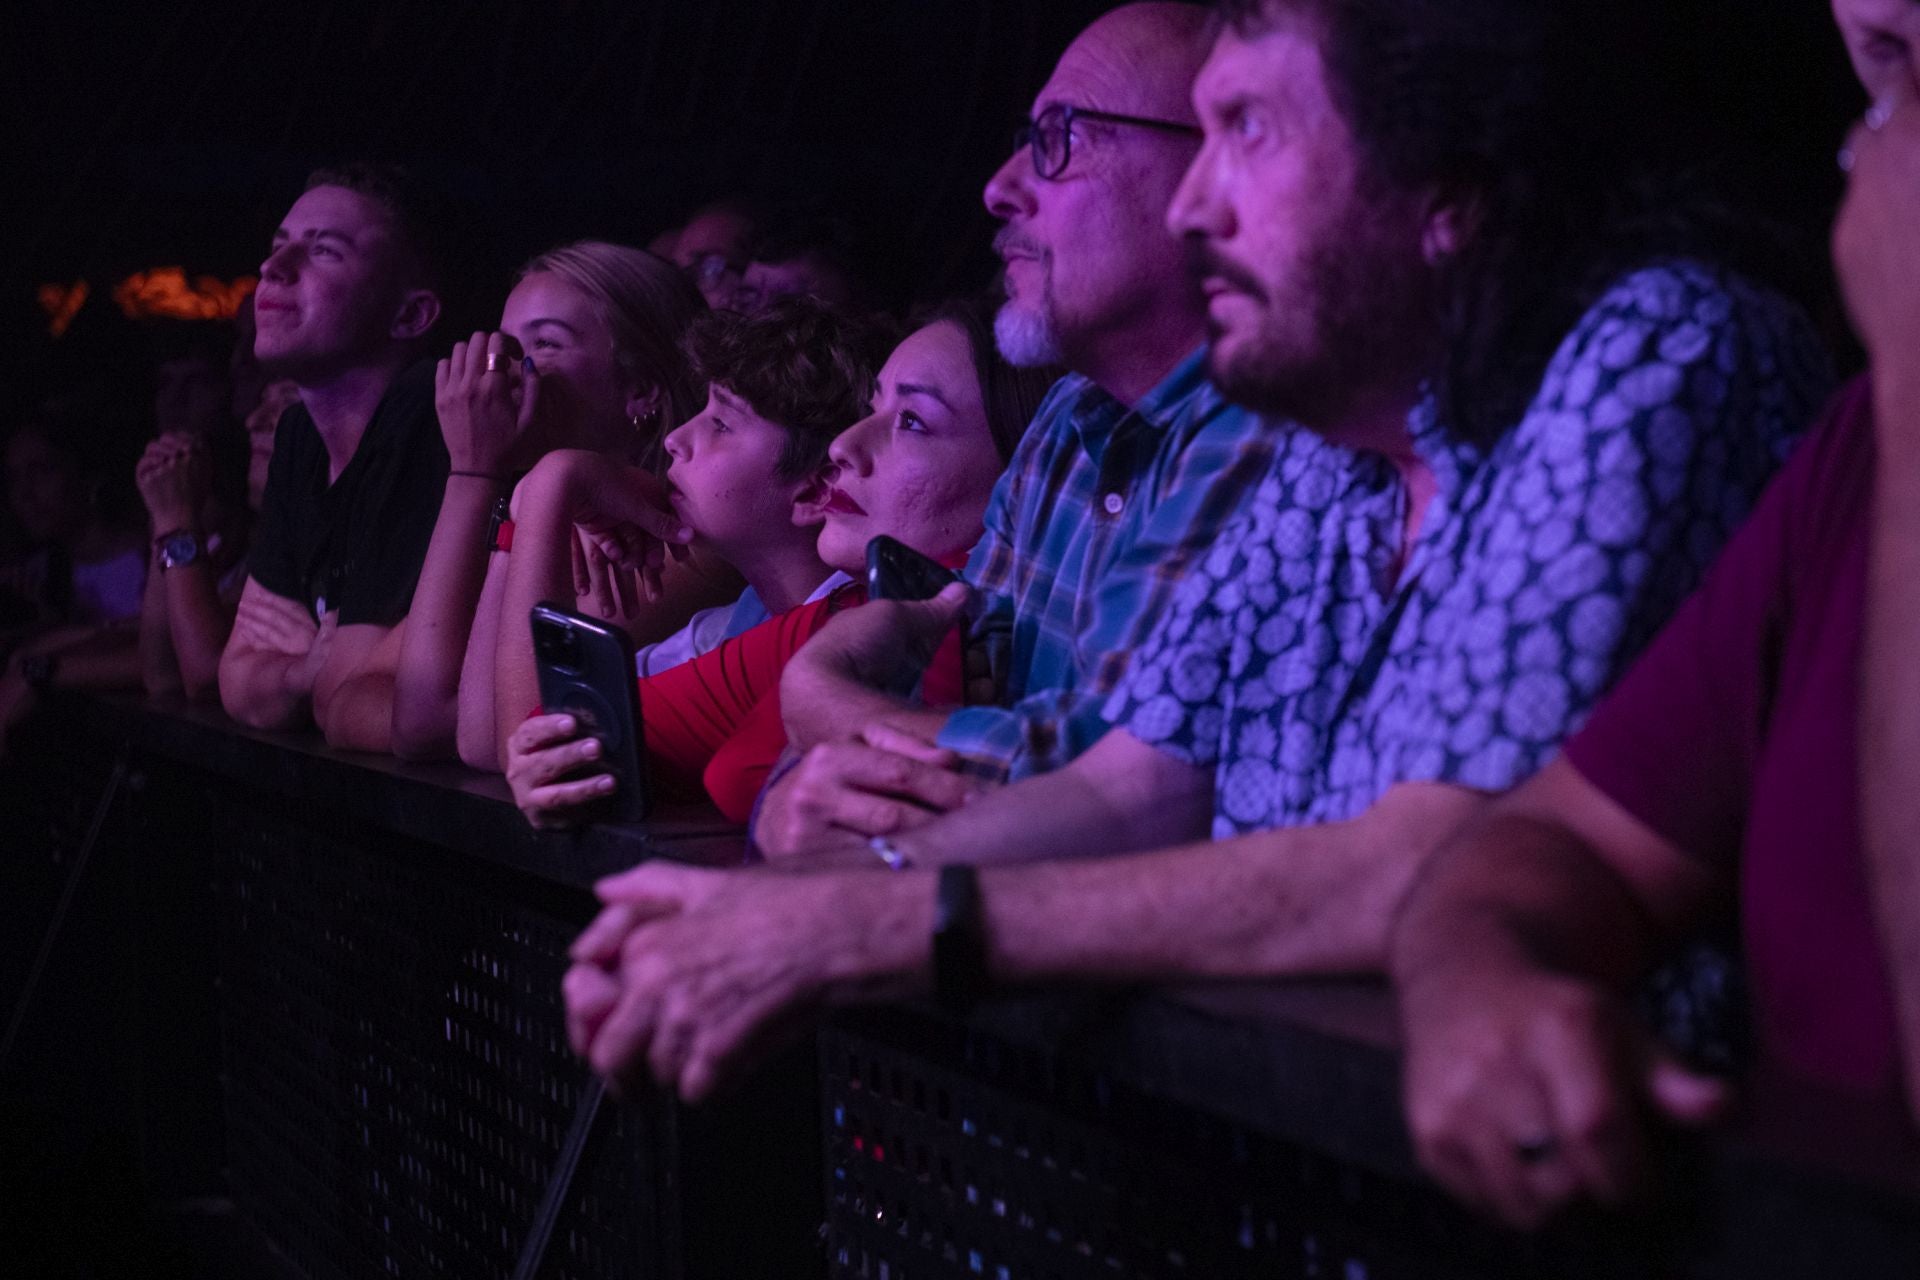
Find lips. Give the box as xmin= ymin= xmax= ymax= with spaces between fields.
xmin=822 ymin=487 xmax=867 ymax=516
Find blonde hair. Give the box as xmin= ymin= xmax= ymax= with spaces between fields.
xmin=519 ymin=240 xmax=708 ymax=467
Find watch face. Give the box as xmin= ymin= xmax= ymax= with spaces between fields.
xmin=160 ymin=532 xmax=202 ymax=566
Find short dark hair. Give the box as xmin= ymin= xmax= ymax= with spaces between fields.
xmin=1213 ymin=0 xmax=1807 ymax=446
xmin=303 ymin=162 xmax=455 ymax=297
xmin=911 ymin=296 xmax=1061 ymax=464
xmin=682 ymin=296 xmax=889 ymax=482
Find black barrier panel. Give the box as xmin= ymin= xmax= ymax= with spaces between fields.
xmin=206 ymin=790 xmax=660 ymax=1279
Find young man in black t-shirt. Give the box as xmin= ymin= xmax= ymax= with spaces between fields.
xmin=217 ymin=165 xmax=450 ymax=749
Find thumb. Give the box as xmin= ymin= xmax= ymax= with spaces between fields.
xmin=913 ymin=580 xmax=973 ymax=630
xmin=1643 ymin=1050 xmax=1731 ymax=1128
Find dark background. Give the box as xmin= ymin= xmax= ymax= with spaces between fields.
xmin=0 ymin=0 xmax=1871 ymax=418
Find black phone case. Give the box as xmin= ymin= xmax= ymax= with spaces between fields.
xmin=530 ymin=601 xmax=649 ymax=823
xmin=866 ymin=535 xmax=957 ymax=602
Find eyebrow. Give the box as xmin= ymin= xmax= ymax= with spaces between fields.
xmin=270 ymin=227 xmax=357 ymax=247
xmin=523 ymin=318 xmax=579 ymax=335
xmin=895 ymin=382 xmax=953 ymax=412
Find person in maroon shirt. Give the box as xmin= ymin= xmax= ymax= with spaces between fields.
xmin=1388 ymin=0 xmax=1920 ymax=1231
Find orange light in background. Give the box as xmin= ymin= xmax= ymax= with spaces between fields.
xmin=36 ymin=280 xmax=90 ymax=338
xmin=111 ymin=268 xmax=256 ymax=321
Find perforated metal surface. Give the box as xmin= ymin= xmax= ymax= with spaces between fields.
xmin=211 ymin=796 xmax=660 ymax=1280
xmin=819 ymin=1021 xmax=1631 ymax=1280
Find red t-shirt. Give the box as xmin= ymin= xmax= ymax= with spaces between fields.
xmin=640 ymin=583 xmax=965 ymax=821
xmin=1563 ymin=377 xmax=1890 ymax=1095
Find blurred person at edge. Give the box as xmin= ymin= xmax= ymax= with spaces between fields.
xmin=0 ymin=408 xmax=148 ymax=748
xmin=729 ymin=215 xmax=867 ymax=314
xmin=1389 ymin=0 xmax=1920 ymax=1232
xmin=385 ymin=240 xmax=742 ymax=764
xmin=670 ymin=200 xmax=761 ymax=311
xmin=137 ymin=380 xmax=295 ymax=704
xmin=217 ymin=163 xmax=452 ymax=751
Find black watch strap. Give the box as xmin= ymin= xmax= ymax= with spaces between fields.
xmin=932 ymin=864 xmax=990 ymax=1013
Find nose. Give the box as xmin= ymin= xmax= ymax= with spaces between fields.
xmin=663 ymin=421 xmax=692 ymax=464
xmin=260 ymin=240 xmax=300 ymax=282
xmin=827 ymin=409 xmax=884 ymax=475
xmin=1166 ymin=141 xmax=1230 ymax=242
xmin=983 ymin=149 xmax=1036 ymax=223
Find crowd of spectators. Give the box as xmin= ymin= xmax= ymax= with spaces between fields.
xmin=4 ymin=0 xmax=1918 ymax=1235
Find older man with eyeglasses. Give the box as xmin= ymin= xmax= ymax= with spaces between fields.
xmin=757 ymin=1 xmax=1292 ymax=854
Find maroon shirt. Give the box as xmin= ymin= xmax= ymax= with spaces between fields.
xmin=1564 ymin=377 xmax=1892 ymax=1095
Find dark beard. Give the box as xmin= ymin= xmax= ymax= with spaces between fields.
xmin=1206 ymin=214 xmax=1439 ymax=430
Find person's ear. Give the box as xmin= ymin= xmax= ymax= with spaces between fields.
xmin=789 ymin=470 xmax=832 ymax=529
xmin=624 ymin=385 xmax=665 ymax=431
xmin=390 ymin=289 xmax=442 ymax=342
xmin=1420 ymin=186 xmax=1482 ymax=267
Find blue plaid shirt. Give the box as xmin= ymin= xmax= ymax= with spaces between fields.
xmin=1106 ymin=261 xmax=1832 ymax=836
xmin=938 ymin=348 xmax=1273 ymax=782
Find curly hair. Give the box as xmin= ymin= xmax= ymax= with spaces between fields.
xmin=682 ymin=296 xmax=890 ymax=482
xmin=1212 ymin=0 xmax=1810 ymax=446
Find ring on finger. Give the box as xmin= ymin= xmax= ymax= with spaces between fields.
xmin=485 ymin=351 xmax=509 ymax=373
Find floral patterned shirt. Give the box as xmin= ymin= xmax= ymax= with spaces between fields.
xmin=1104 ymin=261 xmax=1832 ymax=837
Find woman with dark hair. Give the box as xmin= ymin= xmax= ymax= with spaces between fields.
xmin=505 ymin=300 xmax=1059 ymax=825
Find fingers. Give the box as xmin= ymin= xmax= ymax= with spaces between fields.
xmin=522 ymin=773 xmax=617 ymax=826
xmin=812 ymin=742 xmax=973 ymax=814
xmin=508 ymin=711 xmax=585 ymax=760
xmin=570 ymin=902 xmax=640 ymax=967
xmin=520 ymin=732 xmax=606 ymax=791
xmin=857 ymin=722 xmax=960 ymax=768
xmin=516 ymin=352 xmax=542 ymax=430
xmin=563 ymin=962 xmax=622 ymax=1057
xmin=1642 ymin=1051 xmax=1731 ymax=1128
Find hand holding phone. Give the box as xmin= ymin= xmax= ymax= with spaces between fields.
xmin=529 ymin=601 xmax=649 ymax=823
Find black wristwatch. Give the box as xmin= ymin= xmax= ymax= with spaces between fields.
xmin=155 ymin=528 xmax=205 ymax=570
xmin=20 ymin=653 xmax=58 ymax=690
xmin=932 ymin=864 xmax=990 ymax=1013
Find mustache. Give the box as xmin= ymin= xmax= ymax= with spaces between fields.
xmin=1184 ymin=239 xmax=1266 ymax=301
xmin=993 ymin=227 xmax=1045 ymax=261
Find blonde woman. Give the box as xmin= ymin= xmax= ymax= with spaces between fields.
xmin=387 ymin=241 xmax=738 ymax=762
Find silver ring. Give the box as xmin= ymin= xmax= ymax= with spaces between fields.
xmin=1515 ymin=1135 xmax=1558 ymax=1164
xmin=484 ymin=351 xmax=508 ymax=374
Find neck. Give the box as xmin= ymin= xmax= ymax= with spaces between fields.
xmin=1071 ymin=302 xmax=1207 ymax=408
xmin=296 ymin=355 xmax=411 ymax=483
xmin=732 ymin=537 xmax=836 ymax=615
xmin=1314 ymin=383 xmax=1435 ymax=581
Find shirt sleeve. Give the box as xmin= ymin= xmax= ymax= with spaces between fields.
xmin=641 ymin=593 xmax=842 ymax=794
xmin=1562 ymin=380 xmax=1866 ymax=864
xmin=938 ymin=406 xmax=1273 ymax=783
xmin=1389 ymin=262 xmax=1832 ymax=795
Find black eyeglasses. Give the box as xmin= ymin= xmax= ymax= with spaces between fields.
xmin=1013 ymin=104 xmax=1201 ymax=180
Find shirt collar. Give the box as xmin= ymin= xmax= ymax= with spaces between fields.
xmin=1406 ymin=392 xmax=1482 ymax=500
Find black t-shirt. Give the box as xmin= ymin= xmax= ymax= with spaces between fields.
xmin=249 ymin=361 xmax=448 ymax=626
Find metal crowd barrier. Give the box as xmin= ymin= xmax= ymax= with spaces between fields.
xmin=2 ymin=694 xmax=1918 ymax=1279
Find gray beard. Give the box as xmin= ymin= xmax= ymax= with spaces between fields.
xmin=994 ymin=297 xmax=1065 ymax=367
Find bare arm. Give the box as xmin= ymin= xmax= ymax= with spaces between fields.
xmin=138 ymin=546 xmax=181 ymax=697
xmin=1389 ymin=759 xmax=1728 ymax=1227
xmin=491 ymin=449 xmax=693 ymax=767
xmin=390 ymin=473 xmax=505 ymax=759
xmin=218 ymin=577 xmax=323 ymax=731
xmin=315 ymin=621 xmax=407 ymax=753
xmin=456 ymin=554 xmax=510 ymax=771
xmin=1844 ymin=95 xmax=1920 ymax=1120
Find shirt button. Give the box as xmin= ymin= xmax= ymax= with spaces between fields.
xmin=1102 ymin=492 xmax=1125 ymax=516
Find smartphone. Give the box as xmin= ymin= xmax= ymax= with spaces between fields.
xmin=866 ymin=535 xmax=958 ymax=602
xmin=530 ymin=601 xmax=648 ymax=823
